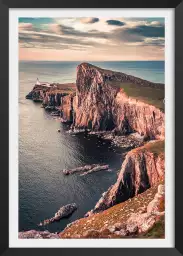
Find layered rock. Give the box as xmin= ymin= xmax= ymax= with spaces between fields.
xmin=59 ymin=93 xmax=75 ymax=123
xmin=114 ymin=92 xmax=164 ymax=139
xmin=26 ymin=83 xmax=76 ymax=123
xmin=86 ymin=140 xmax=164 ymax=216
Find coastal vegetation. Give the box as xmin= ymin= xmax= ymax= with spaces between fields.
xmin=112 ymin=81 xmax=164 ymax=111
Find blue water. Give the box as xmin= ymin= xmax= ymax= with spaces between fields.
xmin=19 ymin=61 xmax=164 ymax=84
xmin=19 ymin=61 xmax=164 ymax=233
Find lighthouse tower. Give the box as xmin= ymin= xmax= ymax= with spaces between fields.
xmin=36 ymin=78 xmax=41 ymax=85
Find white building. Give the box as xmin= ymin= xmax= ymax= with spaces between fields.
xmin=36 ymin=78 xmax=51 ymax=87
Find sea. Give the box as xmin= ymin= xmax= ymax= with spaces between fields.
xmin=19 ymin=61 xmax=164 ymax=233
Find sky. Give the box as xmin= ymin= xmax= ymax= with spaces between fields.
xmin=19 ymin=17 xmax=165 ymax=61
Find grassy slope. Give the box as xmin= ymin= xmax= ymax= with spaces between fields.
xmin=33 ymin=83 xmax=76 ymax=95
xmin=110 ymin=81 xmax=164 ymax=112
xmin=133 ymin=140 xmax=165 ymax=160
xmin=60 ymin=183 xmax=164 ymax=239
xmin=139 ymin=215 xmax=165 ymax=239
xmin=48 ymin=83 xmax=76 ymax=95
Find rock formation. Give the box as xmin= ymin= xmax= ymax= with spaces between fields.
xmin=86 ymin=140 xmax=164 ymax=216
xmin=38 ymin=203 xmax=77 ymax=226
xmin=19 ymin=230 xmax=60 ymax=239
xmin=62 ymin=164 xmax=109 ymax=175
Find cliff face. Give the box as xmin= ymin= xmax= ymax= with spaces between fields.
xmin=114 ymin=92 xmax=164 ymax=139
xmin=26 ymin=83 xmax=76 ymax=123
xmin=75 ymin=64 xmax=119 ymax=131
xmin=74 ymin=63 xmax=164 ymax=139
xmin=86 ymin=140 xmax=164 ymax=216
xmin=60 ymin=94 xmax=75 ymax=122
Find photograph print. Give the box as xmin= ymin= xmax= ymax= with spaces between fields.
xmin=18 ymin=16 xmax=165 ymax=240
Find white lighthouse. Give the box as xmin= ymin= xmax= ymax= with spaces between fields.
xmin=36 ymin=78 xmax=41 ymax=85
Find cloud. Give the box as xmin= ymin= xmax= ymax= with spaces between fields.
xmin=47 ymin=24 xmax=109 ymax=39
xmin=124 ymin=24 xmax=164 ymax=38
xmin=18 ymin=30 xmax=105 ymax=50
xmin=143 ymin=37 xmax=165 ymax=47
xmin=125 ymin=37 xmax=164 ymax=48
xmin=19 ymin=23 xmax=33 ymax=31
xmin=148 ymin=21 xmax=162 ymax=27
xmin=106 ymin=20 xmax=126 ymax=26
xmin=80 ymin=17 xmax=99 ymax=24
xmin=18 ymin=17 xmax=165 ymax=61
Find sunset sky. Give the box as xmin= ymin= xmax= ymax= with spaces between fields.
xmin=19 ymin=17 xmax=165 ymax=61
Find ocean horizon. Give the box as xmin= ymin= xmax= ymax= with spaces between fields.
xmin=19 ymin=60 xmax=165 ymax=85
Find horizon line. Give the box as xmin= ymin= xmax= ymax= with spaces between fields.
xmin=19 ymin=60 xmax=165 ymax=62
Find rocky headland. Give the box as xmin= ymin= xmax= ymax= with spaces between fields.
xmin=21 ymin=62 xmax=165 ymax=239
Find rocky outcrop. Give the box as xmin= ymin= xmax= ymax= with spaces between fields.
xmin=86 ymin=140 xmax=164 ymax=216
xmin=62 ymin=164 xmax=109 ymax=175
xmin=80 ymin=164 xmax=109 ymax=176
xmin=26 ymin=83 xmax=76 ymax=123
xmin=74 ymin=63 xmax=164 ymax=139
xmin=38 ymin=203 xmax=77 ymax=226
xmin=19 ymin=230 xmax=60 ymax=239
xmin=125 ymin=184 xmax=165 ymax=234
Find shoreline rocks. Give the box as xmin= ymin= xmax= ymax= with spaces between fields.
xmin=102 ymin=133 xmax=144 ymax=149
xmin=38 ymin=203 xmax=77 ymax=226
xmin=80 ymin=164 xmax=110 ymax=176
xmin=19 ymin=230 xmax=60 ymax=239
xmin=66 ymin=128 xmax=88 ymax=135
xmin=62 ymin=164 xmax=109 ymax=176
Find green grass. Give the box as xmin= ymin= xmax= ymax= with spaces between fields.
xmin=145 ymin=140 xmax=164 ymax=157
xmin=139 ymin=216 xmax=165 ymax=238
xmin=110 ymin=81 xmax=164 ymax=112
xmin=143 ymin=140 xmax=165 ymax=159
xmin=132 ymin=140 xmax=165 ymax=161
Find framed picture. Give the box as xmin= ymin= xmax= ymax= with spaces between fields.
xmin=0 ymin=0 xmax=182 ymax=255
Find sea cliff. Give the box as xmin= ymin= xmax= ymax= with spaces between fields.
xmin=86 ymin=140 xmax=164 ymax=216
xmin=74 ymin=63 xmax=164 ymax=139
